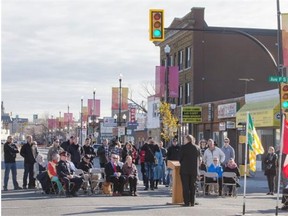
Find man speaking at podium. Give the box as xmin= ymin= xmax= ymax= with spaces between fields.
xmin=179 ymin=134 xmax=200 ymax=207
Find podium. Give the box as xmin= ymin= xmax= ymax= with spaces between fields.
xmin=167 ymin=160 xmax=183 ymax=204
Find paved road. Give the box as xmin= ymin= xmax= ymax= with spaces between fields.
xmin=1 ymin=147 xmax=288 ymax=216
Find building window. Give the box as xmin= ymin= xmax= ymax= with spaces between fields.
xmin=178 ymin=50 xmax=183 ymax=71
xmin=185 ymin=82 xmax=190 ymax=104
xmin=152 ymin=103 xmax=159 ymax=117
xmin=161 ymin=59 xmax=165 ymax=66
xmin=178 ymin=85 xmax=183 ymax=105
xmin=185 ymin=47 xmax=191 ymax=69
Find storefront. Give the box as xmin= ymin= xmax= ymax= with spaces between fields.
xmin=236 ymin=98 xmax=280 ymax=171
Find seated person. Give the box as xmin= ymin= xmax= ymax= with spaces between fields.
xmin=66 ymin=153 xmax=76 ymax=174
xmin=223 ymin=158 xmax=241 ymax=196
xmin=34 ymin=154 xmax=47 ymax=178
xmin=56 ymin=151 xmax=83 ymax=197
xmin=205 ymin=157 xmax=223 ymax=196
xmin=78 ymin=154 xmax=93 ymax=193
xmin=197 ymin=157 xmax=207 ymax=191
xmin=122 ymin=156 xmax=138 ymax=196
xmin=105 ymin=153 xmax=126 ymax=196
xmin=47 ymin=153 xmax=63 ymax=193
xmin=281 ymin=185 xmax=288 ymax=211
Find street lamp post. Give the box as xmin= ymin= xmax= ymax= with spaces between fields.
xmin=164 ymin=45 xmax=171 ymax=103
xmin=93 ymin=88 xmax=96 ymax=136
xmin=238 ymin=78 xmax=255 ymax=94
xmin=80 ymin=97 xmax=83 ymax=146
xmin=118 ymin=74 xmax=123 ymax=127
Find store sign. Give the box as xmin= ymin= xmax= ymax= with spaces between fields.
xmin=181 ymin=106 xmax=202 ymax=123
xmin=226 ymin=121 xmax=236 ymax=129
xmin=218 ymin=103 xmax=237 ymax=119
xmin=219 ymin=122 xmax=226 ymax=131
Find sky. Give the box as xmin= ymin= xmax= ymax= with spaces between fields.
xmin=1 ymin=0 xmax=288 ymax=121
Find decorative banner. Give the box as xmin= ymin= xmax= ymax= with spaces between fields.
xmin=111 ymin=87 xmax=128 ymax=111
xmin=169 ymin=66 xmax=179 ymax=98
xmin=64 ymin=113 xmax=73 ymax=126
xmin=282 ymin=13 xmax=288 ymax=67
xmin=82 ymin=106 xmax=88 ymax=121
xmin=48 ymin=119 xmax=57 ymax=129
xmin=88 ymin=99 xmax=100 ymax=117
xmin=57 ymin=117 xmax=64 ymax=128
xmin=130 ymin=107 xmax=136 ymax=122
xmin=155 ymin=66 xmax=165 ymax=97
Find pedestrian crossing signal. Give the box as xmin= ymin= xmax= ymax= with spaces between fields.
xmin=149 ymin=9 xmax=164 ymax=42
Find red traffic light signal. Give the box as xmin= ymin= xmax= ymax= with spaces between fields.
xmin=149 ymin=9 xmax=164 ymax=42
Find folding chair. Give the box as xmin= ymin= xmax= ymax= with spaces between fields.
xmin=75 ymin=169 xmax=91 ymax=194
xmin=90 ymin=168 xmax=106 ymax=194
xmin=204 ymin=172 xmax=218 ymax=196
xmin=196 ymin=170 xmax=206 ymax=196
xmin=222 ymin=172 xmax=238 ymax=197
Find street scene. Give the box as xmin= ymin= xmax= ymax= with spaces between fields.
xmin=2 ymin=0 xmax=288 ymax=215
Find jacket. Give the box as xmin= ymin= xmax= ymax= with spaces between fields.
xmin=56 ymin=160 xmax=72 ymax=180
xmin=141 ymin=143 xmax=155 ymax=163
xmin=67 ymin=144 xmax=81 ymax=168
xmin=203 ymin=147 xmax=225 ymax=167
xmin=105 ymin=161 xmax=123 ymax=182
xmin=207 ymin=163 xmax=223 ymax=178
xmin=97 ymin=145 xmax=109 ymax=164
xmin=221 ymin=145 xmax=235 ymax=165
xmin=167 ymin=144 xmax=181 ymax=161
xmin=264 ymin=153 xmax=278 ymax=176
xmin=20 ymin=142 xmax=37 ymax=164
xmin=4 ymin=142 xmax=19 ymax=163
xmin=179 ymin=143 xmax=200 ymax=176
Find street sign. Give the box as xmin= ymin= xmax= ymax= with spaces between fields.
xmin=181 ymin=106 xmax=202 ymax=123
xmin=268 ymin=76 xmax=288 ymax=83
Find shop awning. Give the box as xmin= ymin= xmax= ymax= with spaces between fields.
xmin=236 ymin=98 xmax=280 ymax=127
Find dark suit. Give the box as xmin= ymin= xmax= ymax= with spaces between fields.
xmin=179 ymin=142 xmax=200 ymax=206
xmin=105 ymin=162 xmax=126 ymax=193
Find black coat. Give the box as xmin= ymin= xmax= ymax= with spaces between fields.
xmin=167 ymin=144 xmax=181 ymax=161
xmin=67 ymin=144 xmax=81 ymax=168
xmin=105 ymin=162 xmax=123 ymax=182
xmin=4 ymin=142 xmax=19 ymax=163
xmin=264 ymin=153 xmax=278 ymax=176
xmin=56 ymin=160 xmax=72 ymax=180
xmin=20 ymin=143 xmax=37 ymax=164
xmin=179 ymin=143 xmax=200 ymax=176
xmin=141 ymin=143 xmax=155 ymax=163
xmin=97 ymin=145 xmax=109 ymax=164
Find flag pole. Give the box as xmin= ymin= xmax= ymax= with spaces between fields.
xmin=275 ymin=114 xmax=285 ymax=215
xmin=243 ymin=112 xmax=249 ymax=215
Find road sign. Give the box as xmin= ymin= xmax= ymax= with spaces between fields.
xmin=268 ymin=76 xmax=288 ymax=82
xmin=181 ymin=106 xmax=202 ymax=123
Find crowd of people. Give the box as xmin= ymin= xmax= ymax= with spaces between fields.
xmin=2 ymin=134 xmax=288 ymax=210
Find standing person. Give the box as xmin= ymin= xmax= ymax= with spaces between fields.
xmin=47 ymin=138 xmax=64 ymax=162
xmin=97 ymin=139 xmax=110 ymax=168
xmin=166 ymin=138 xmax=181 ymax=187
xmin=179 ymin=134 xmax=200 ymax=207
xmin=221 ymin=137 xmax=235 ymax=166
xmin=141 ymin=137 xmax=156 ymax=190
xmin=67 ymin=137 xmax=81 ymax=168
xmin=153 ymin=144 xmax=163 ymax=189
xmin=61 ymin=136 xmax=75 ymax=152
xmin=20 ymin=135 xmax=38 ymax=189
xmin=159 ymin=141 xmax=167 ymax=185
xmin=81 ymin=138 xmax=96 ymax=165
xmin=203 ymin=139 xmax=225 ymax=167
xmin=139 ymin=145 xmax=146 ymax=186
xmin=3 ymin=136 xmax=22 ymax=191
xmin=199 ymin=139 xmax=207 ymax=156
xmin=264 ymin=146 xmax=278 ymax=195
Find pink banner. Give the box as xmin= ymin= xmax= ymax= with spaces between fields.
xmin=88 ymin=99 xmax=100 ymax=117
xmin=64 ymin=113 xmax=73 ymax=126
xmin=48 ymin=119 xmax=58 ymax=129
xmin=111 ymin=87 xmax=129 ymax=111
xmin=169 ymin=66 xmax=179 ymax=98
xmin=130 ymin=107 xmax=136 ymax=123
xmin=155 ymin=66 xmax=165 ymax=97
xmin=112 ymin=87 xmax=119 ymax=110
xmin=282 ymin=13 xmax=288 ymax=67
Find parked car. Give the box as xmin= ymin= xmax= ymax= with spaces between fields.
xmin=92 ymin=144 xmax=102 ymax=156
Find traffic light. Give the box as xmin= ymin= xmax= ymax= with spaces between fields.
xmin=281 ymin=83 xmax=288 ymax=110
xmin=149 ymin=9 xmax=164 ymax=42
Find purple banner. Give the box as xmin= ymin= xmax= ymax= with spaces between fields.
xmin=155 ymin=66 xmax=165 ymax=97
xmin=169 ymin=66 xmax=179 ymax=98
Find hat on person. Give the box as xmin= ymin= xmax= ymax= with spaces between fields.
xmin=59 ymin=151 xmax=68 ymax=157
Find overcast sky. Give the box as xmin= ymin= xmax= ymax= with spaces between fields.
xmin=2 ymin=0 xmax=288 ymax=121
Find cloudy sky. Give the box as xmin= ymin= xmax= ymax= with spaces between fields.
xmin=2 ymin=0 xmax=288 ymax=121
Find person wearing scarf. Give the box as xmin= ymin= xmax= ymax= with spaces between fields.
xmin=264 ymin=146 xmax=278 ymax=195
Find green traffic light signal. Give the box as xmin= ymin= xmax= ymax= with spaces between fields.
xmin=283 ymin=101 xmax=288 ymax=109
xmin=153 ymin=29 xmax=162 ymax=37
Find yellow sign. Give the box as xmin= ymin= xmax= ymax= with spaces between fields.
xmin=181 ymin=106 xmax=202 ymax=123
